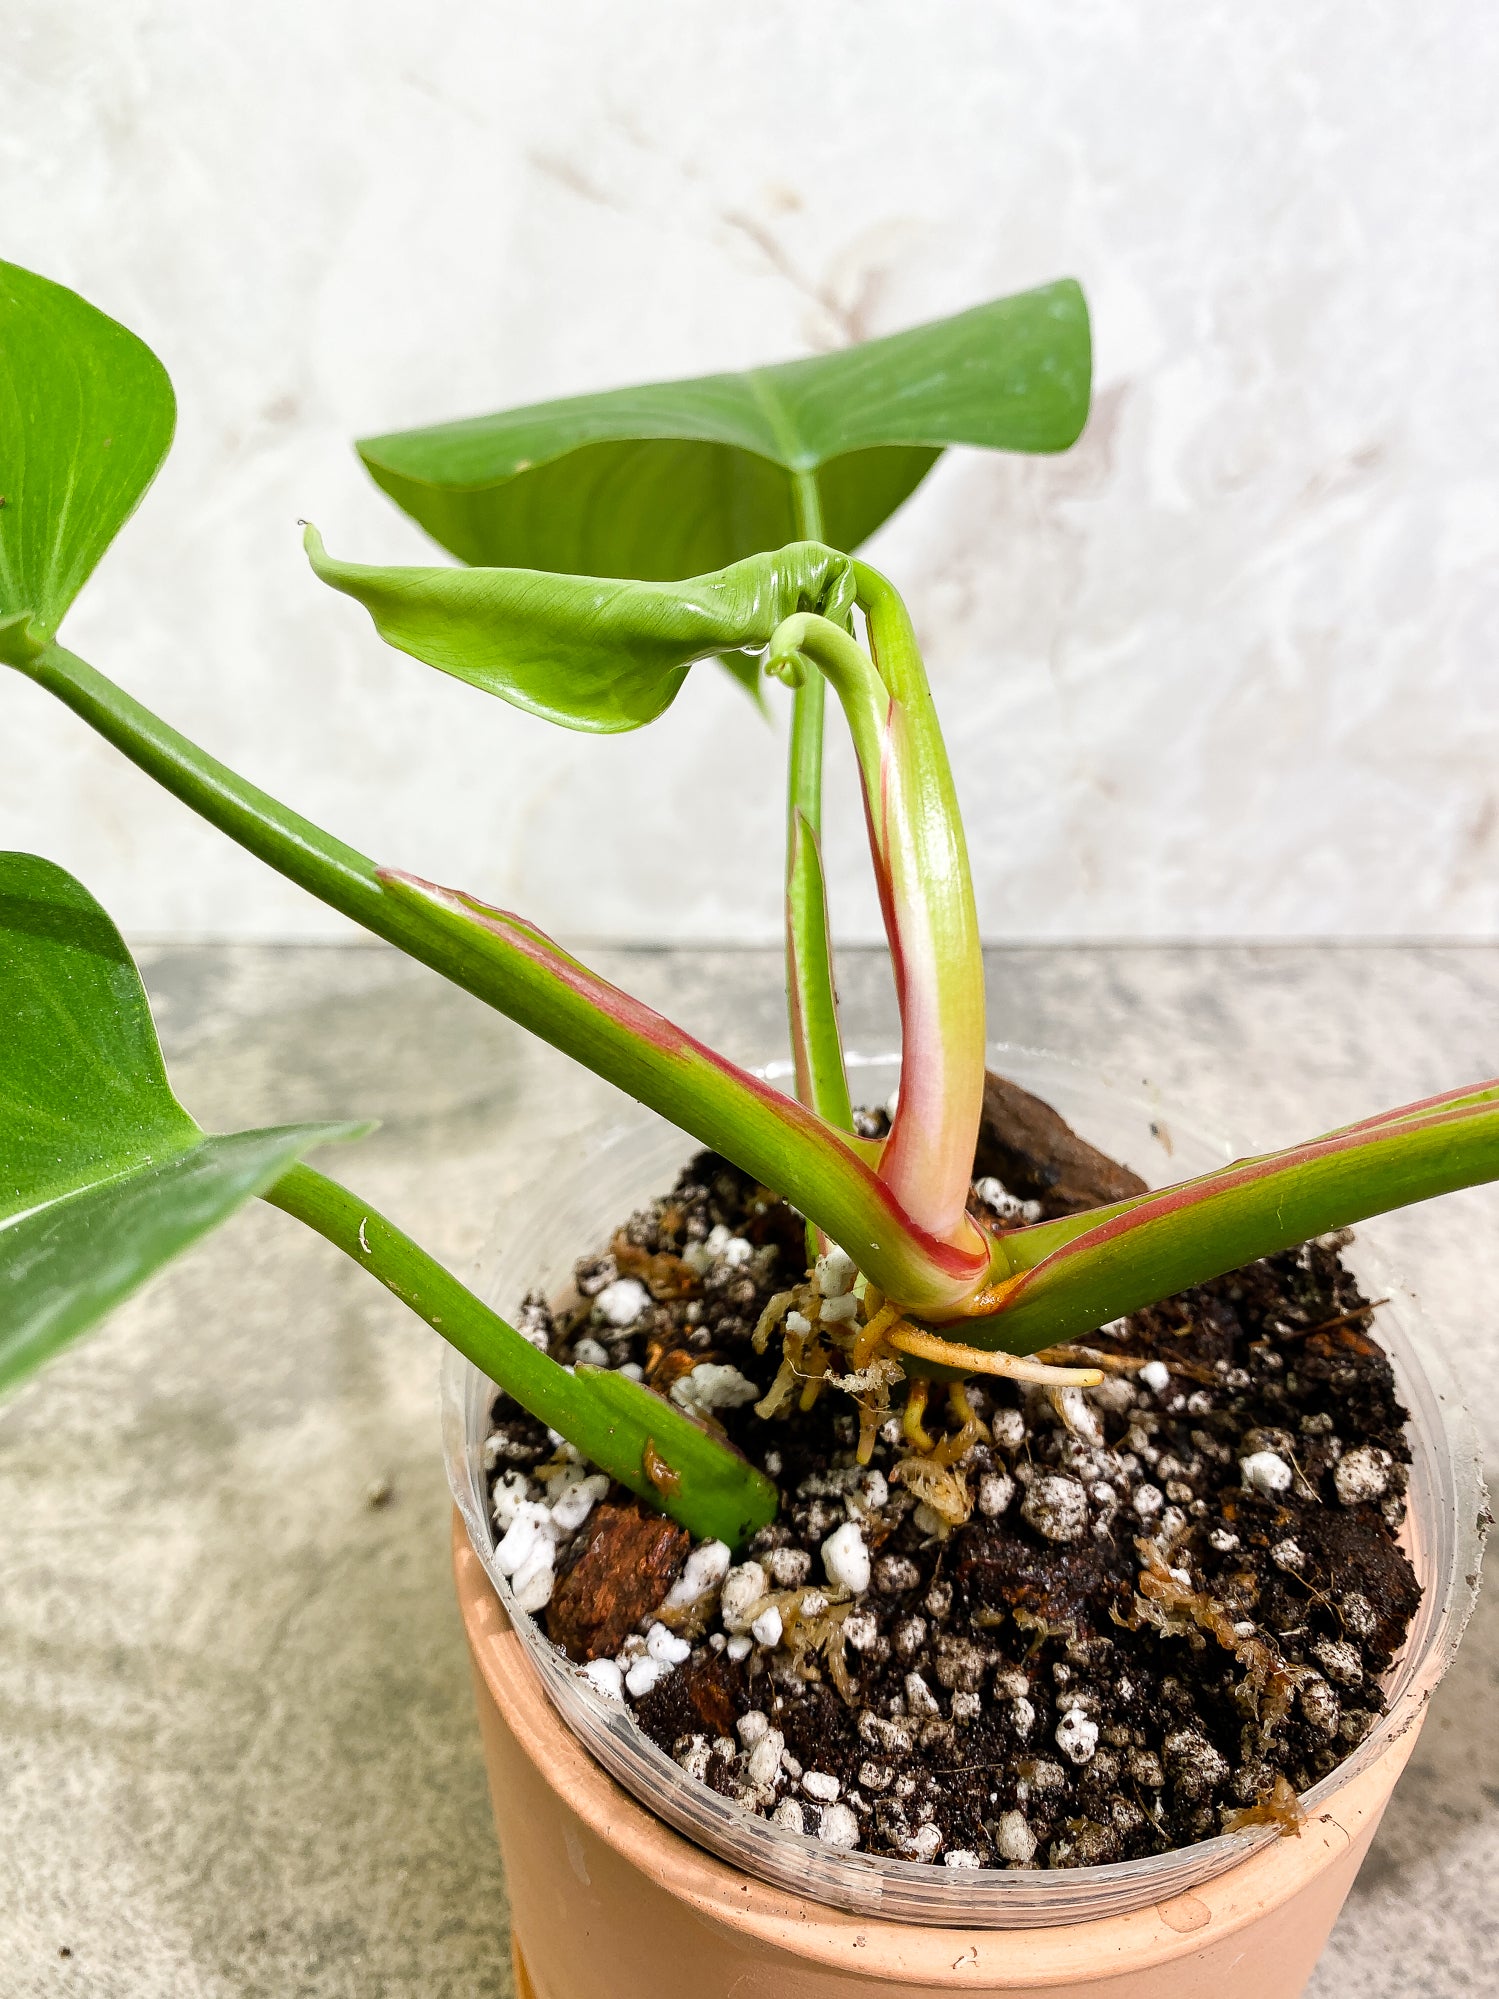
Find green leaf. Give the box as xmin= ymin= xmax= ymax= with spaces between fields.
xmin=965 ymin=1087 xmax=1499 ymax=1354
xmin=305 ymin=526 xmax=856 ymax=733
xmin=0 ymin=262 xmax=176 ymax=639
xmin=356 ymin=280 xmax=1091 ymax=580
xmin=0 ymin=853 xmax=363 ymax=1389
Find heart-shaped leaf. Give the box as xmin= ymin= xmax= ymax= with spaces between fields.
xmin=0 ymin=261 xmax=176 ymax=645
xmin=304 ymin=526 xmax=855 ymax=732
xmin=357 ymin=280 xmax=1090 ymax=580
xmin=0 ymin=853 xmax=364 ymax=1389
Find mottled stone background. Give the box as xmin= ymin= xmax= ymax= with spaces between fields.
xmin=3 ymin=1 xmax=1498 ymax=941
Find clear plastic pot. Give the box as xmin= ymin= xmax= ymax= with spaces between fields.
xmin=444 ymin=1045 xmax=1486 ymax=1930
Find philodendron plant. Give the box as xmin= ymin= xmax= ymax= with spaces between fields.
xmin=4 ymin=258 xmax=1499 ymax=1557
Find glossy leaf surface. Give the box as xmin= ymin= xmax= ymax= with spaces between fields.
xmin=306 ymin=528 xmax=855 ymax=732
xmin=356 ymin=282 xmax=1091 ymax=579
xmin=0 ymin=261 xmax=175 ymax=646
xmin=0 ymin=853 xmax=361 ymax=1388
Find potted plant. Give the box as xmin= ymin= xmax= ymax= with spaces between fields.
xmin=0 ymin=258 xmax=1487 ymax=1995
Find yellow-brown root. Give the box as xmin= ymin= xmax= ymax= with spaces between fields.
xmin=852 ymin=1301 xmax=899 ymax=1368
xmin=798 ymin=1344 xmax=829 ymax=1412
xmin=902 ymin=1375 xmax=935 ymax=1451
xmin=930 ymin=1382 xmax=987 ymax=1467
xmin=887 ymin=1322 xmax=1104 ymax=1387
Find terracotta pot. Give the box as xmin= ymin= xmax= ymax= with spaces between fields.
xmin=454 ymin=1515 xmax=1421 ymax=1999
xmin=447 ymin=1049 xmax=1481 ymax=1989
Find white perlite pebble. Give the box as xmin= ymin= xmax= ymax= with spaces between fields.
xmin=1299 ymin=1676 xmax=1341 ymax=1736
xmin=550 ymin=1472 xmax=609 ymax=1533
xmin=978 ymin=1470 xmax=1015 ymax=1517
xmin=1334 ymin=1445 xmax=1392 ymax=1507
xmin=582 ymin=1658 xmax=624 ymax=1702
xmin=494 ymin=1501 xmax=553 ymax=1576
xmin=751 ymin=1605 xmax=784 ymax=1648
xmin=1312 ymin=1636 xmax=1365 ymax=1685
xmin=768 ymin=1546 xmax=812 ymax=1588
xmin=822 ymin=1520 xmax=871 ymax=1594
xmin=593 ymin=1277 xmax=650 ymax=1326
xmin=996 ymin=1811 xmax=1036 ymax=1862
xmin=1054 ymin=1708 xmax=1099 ymax=1765
xmin=1021 ymin=1474 xmax=1089 ymax=1543
xmin=665 ymin=1539 xmax=732 ymax=1610
xmin=726 ymin=1633 xmax=752 ymax=1662
xmin=572 ymin=1336 xmax=611 ymax=1369
xmin=818 ymin=1803 xmax=861 ymax=1849
xmin=1342 ymin=1592 xmax=1378 ymax=1638
xmin=1240 ymin=1450 xmax=1294 ymax=1496
xmin=625 ymin=1656 xmax=670 ymax=1698
xmin=905 ymin=1671 xmax=941 ymax=1716
xmin=784 ymin=1310 xmax=813 ymax=1336
xmin=490 ymin=1470 xmax=535 ymax=1530
xmin=675 ymin=1735 xmax=711 ymax=1782
xmin=1011 ymin=1696 xmax=1036 ymax=1737
xmin=990 ymin=1406 xmax=1026 ymax=1449
xmin=771 ymin=1797 xmax=805 ymax=1834
xmin=802 ymin=1770 xmax=841 ymax=1802
xmin=720 ymin=1561 xmax=769 ymax=1631
xmin=511 ymin=1542 xmax=556 ymax=1613
xmin=1139 ymin=1360 xmax=1171 ymax=1396
xmin=737 ymin=1710 xmax=770 ymax=1746
xmin=816 ymin=1245 xmax=857 ymax=1297
xmin=904 ymin=1823 xmax=943 ymax=1862
xmin=944 ymin=1849 xmax=982 ymax=1869
xmin=746 ymin=1728 xmax=786 ymax=1789
xmin=646 ymin=1622 xmax=692 ymax=1666
xmin=819 ymin=1292 xmax=858 ymax=1324
xmin=671 ymin=1362 xmax=761 ymax=1418
xmin=973 ymin=1177 xmax=1041 ymax=1224
xmin=721 ymin=1235 xmax=755 ymax=1267
xmin=843 ymin=1611 xmax=878 ymax=1652
xmin=1051 ymin=1386 xmax=1104 ymax=1446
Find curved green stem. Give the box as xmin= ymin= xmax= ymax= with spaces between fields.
xmin=13 ymin=642 xmax=984 ymax=1312
xmin=770 ymin=569 xmax=987 ymax=1252
xmin=264 ymin=1162 xmax=777 ymax=1545
xmin=950 ymin=1084 xmax=1499 ymax=1353
xmin=784 ymin=471 xmax=852 ymax=1137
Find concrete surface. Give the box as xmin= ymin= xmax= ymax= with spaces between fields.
xmin=1 ymin=939 xmax=1495 ymax=1995
xmin=6 ymin=4 xmax=1499 ymax=945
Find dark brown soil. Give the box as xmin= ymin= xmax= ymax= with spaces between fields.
xmin=482 ymin=1077 xmax=1419 ymax=1870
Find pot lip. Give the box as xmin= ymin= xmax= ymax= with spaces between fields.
xmin=446 ymin=1042 xmax=1488 ymax=1930
xmin=455 ymin=1511 xmax=1422 ymax=1980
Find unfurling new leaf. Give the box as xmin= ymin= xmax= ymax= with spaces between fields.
xmin=304 ymin=527 xmax=856 ymax=731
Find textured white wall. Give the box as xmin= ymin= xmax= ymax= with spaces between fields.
xmin=3 ymin=1 xmax=1498 ymax=941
